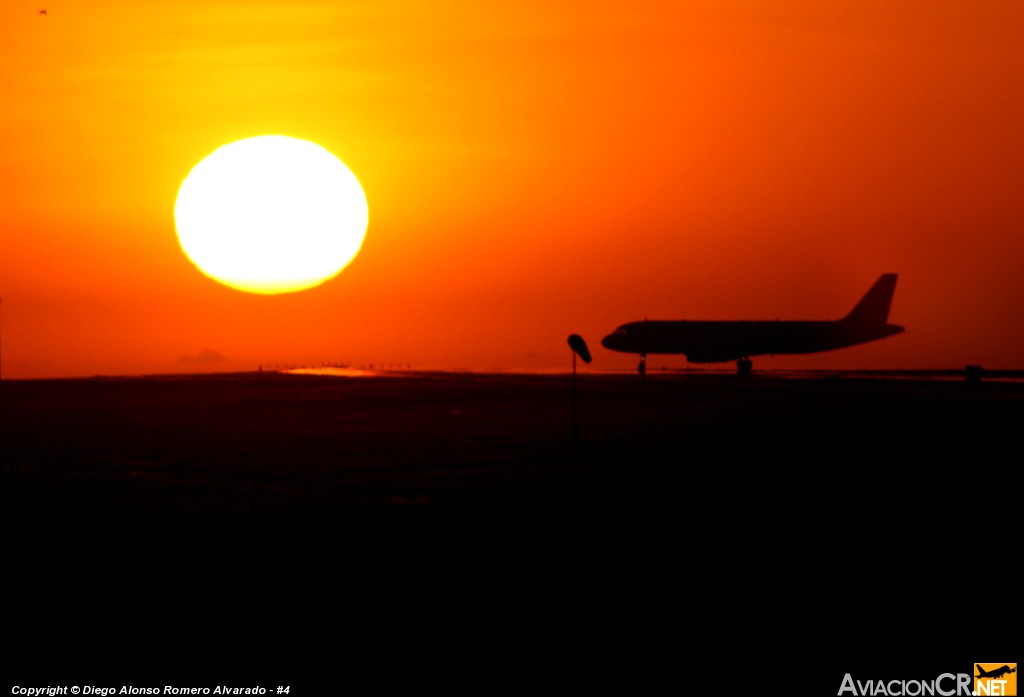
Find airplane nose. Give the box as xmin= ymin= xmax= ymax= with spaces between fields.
xmin=600 ymin=333 xmax=615 ymax=350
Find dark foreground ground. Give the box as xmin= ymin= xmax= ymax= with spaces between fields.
xmin=3 ymin=371 xmax=1020 ymax=686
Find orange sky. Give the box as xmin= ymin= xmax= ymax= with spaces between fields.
xmin=1 ymin=1 xmax=1022 ymax=378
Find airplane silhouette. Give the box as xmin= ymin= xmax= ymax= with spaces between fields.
xmin=976 ymin=665 xmax=1016 ymax=680
xmin=601 ymin=274 xmax=903 ymax=375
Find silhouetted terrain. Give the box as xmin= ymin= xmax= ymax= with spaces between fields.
xmin=3 ymin=372 xmax=1019 ymax=685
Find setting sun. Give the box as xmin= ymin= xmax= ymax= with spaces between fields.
xmin=174 ymin=135 xmax=369 ymax=294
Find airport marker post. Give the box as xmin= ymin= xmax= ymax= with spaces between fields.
xmin=567 ymin=334 xmax=592 ymax=444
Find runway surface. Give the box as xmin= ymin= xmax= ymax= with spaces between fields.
xmin=3 ymin=371 xmax=1020 ymax=685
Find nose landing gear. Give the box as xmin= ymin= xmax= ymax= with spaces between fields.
xmin=736 ymin=356 xmax=752 ymax=376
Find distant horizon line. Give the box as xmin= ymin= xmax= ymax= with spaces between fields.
xmin=3 ymin=365 xmax=1024 ymax=383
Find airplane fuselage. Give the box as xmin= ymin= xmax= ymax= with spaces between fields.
xmin=602 ymin=318 xmax=903 ymax=363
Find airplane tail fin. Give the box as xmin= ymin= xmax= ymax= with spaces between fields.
xmin=842 ymin=274 xmax=898 ymax=327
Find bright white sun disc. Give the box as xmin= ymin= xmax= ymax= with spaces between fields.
xmin=174 ymin=135 xmax=368 ymax=294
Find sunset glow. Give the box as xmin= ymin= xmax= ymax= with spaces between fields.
xmin=1 ymin=1 xmax=1022 ymax=377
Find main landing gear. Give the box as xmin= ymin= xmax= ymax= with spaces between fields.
xmin=638 ymin=353 xmax=646 ymax=378
xmin=736 ymin=356 xmax=752 ymax=377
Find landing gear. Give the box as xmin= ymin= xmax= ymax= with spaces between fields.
xmin=736 ymin=356 xmax=752 ymax=376
xmin=638 ymin=353 xmax=647 ymax=378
